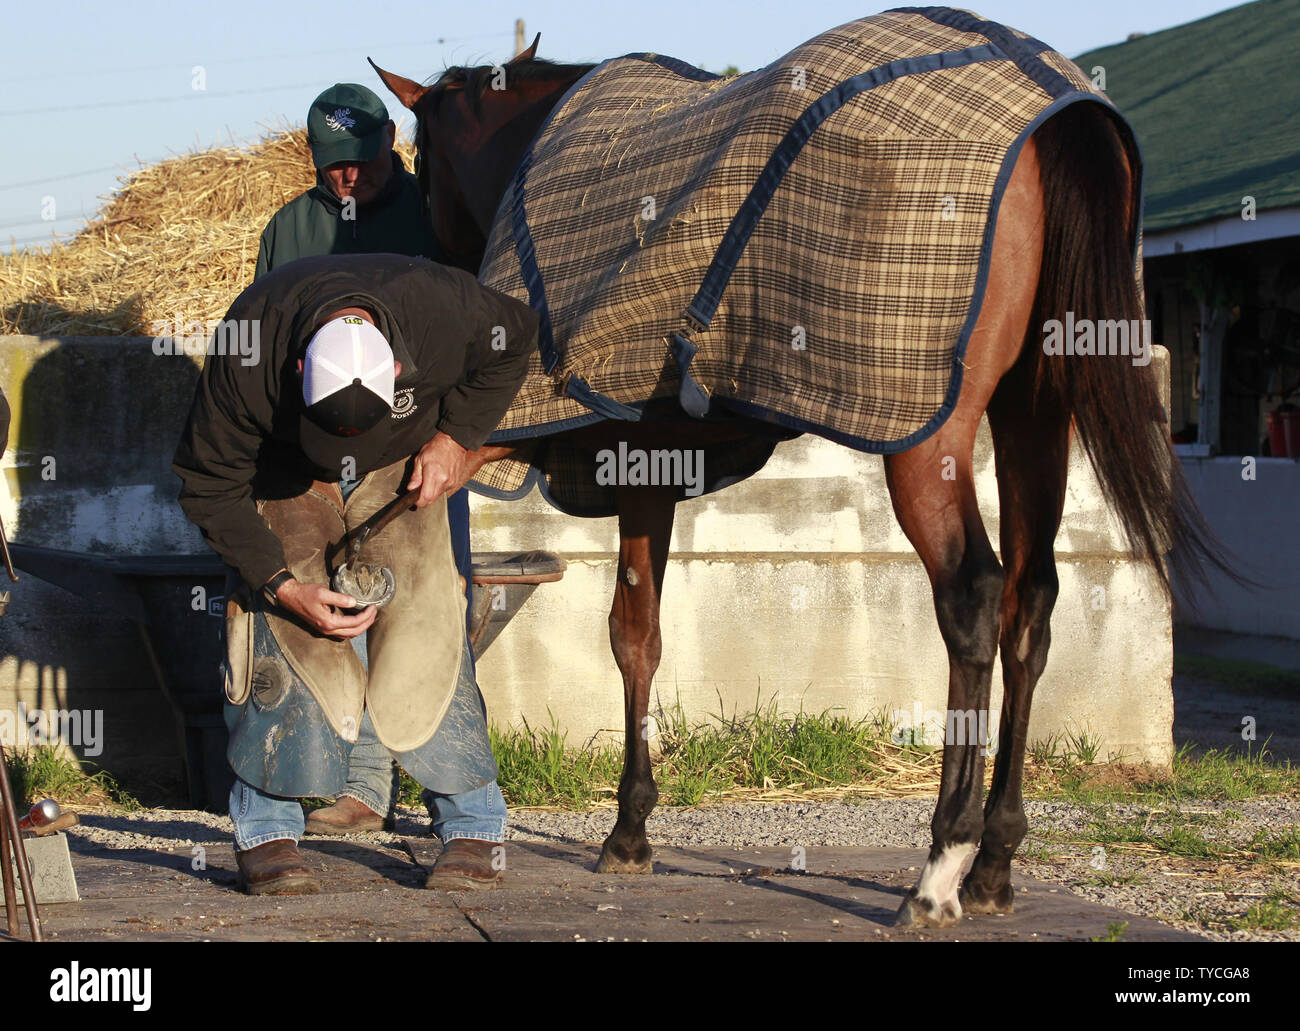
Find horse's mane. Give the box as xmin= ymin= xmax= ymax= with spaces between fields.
xmin=433 ymin=57 xmax=597 ymax=113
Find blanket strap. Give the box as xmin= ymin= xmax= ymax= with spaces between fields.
xmin=669 ymin=311 xmax=712 ymax=418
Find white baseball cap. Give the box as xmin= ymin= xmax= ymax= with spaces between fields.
xmin=299 ymin=315 xmax=396 ymax=473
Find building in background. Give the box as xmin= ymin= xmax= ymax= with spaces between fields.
xmin=1078 ymin=0 xmax=1300 ymax=637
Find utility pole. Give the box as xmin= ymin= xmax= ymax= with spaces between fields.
xmin=514 ymin=19 xmax=525 ymax=56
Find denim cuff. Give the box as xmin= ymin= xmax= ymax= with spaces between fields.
xmin=440 ymin=825 xmax=507 ymax=845
xmin=340 ymin=788 xmax=387 ymax=817
xmin=234 ymin=830 xmax=299 ymax=852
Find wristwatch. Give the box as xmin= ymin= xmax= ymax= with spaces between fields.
xmin=262 ymin=569 xmax=293 ymax=606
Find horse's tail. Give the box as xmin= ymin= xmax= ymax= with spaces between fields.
xmin=1029 ymin=102 xmax=1233 ymax=597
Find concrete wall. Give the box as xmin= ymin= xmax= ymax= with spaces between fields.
xmin=0 ymin=337 xmax=205 ymax=797
xmin=473 ymin=378 xmax=1174 ymax=765
xmin=1173 ymin=456 xmax=1300 ymax=640
xmin=0 ymin=334 xmax=1177 ymax=799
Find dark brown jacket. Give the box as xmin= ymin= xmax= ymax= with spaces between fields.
xmin=173 ymin=253 xmax=537 ymax=590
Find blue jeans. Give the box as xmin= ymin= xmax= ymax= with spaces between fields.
xmin=340 ymin=487 xmax=475 ymax=819
xmin=228 ymin=487 xmax=506 ymax=848
xmin=230 ymin=693 xmax=506 ymax=848
xmin=230 ymin=774 xmax=507 ymax=850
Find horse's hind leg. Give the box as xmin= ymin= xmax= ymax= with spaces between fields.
xmin=886 ymin=134 xmax=1043 ymax=928
xmin=596 ymin=483 xmax=677 ymax=874
xmin=960 ymin=361 xmax=1070 ymax=914
xmin=886 ymin=427 xmax=1003 ymax=928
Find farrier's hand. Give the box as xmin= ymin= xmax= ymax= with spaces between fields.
xmin=275 ymin=579 xmax=378 ymax=640
xmin=407 ymin=431 xmax=472 ymax=507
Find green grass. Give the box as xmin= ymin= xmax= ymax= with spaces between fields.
xmin=1092 ymin=920 xmax=1129 ymax=942
xmin=490 ymin=713 xmax=626 ymax=808
xmin=1084 ymin=812 xmax=1226 ymax=859
xmin=1028 ymin=742 xmax=1299 ymax=805
xmin=1161 ymin=745 xmax=1298 ymax=801
xmin=1245 ymin=826 xmax=1300 ymax=862
xmin=1018 ymin=840 xmax=1063 ymax=863
xmin=385 ymin=694 xmax=1300 ymax=813
xmin=1174 ymin=654 xmax=1300 ymax=699
xmin=1083 ymin=870 xmax=1148 ymax=887
xmin=1055 ymin=807 xmax=1300 ymax=867
xmin=646 ymin=696 xmax=935 ymax=805
xmin=1227 ymin=889 xmax=1300 ymax=932
xmin=1179 ymin=887 xmax=1299 ymax=934
xmin=393 ymin=696 xmax=944 ymax=811
xmin=1029 ymin=729 xmax=1105 ymax=770
xmin=3 ymin=745 xmax=139 ymax=810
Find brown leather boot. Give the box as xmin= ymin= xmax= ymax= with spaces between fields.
xmin=235 ymin=839 xmax=322 ymax=895
xmin=303 ymin=795 xmax=394 ymax=835
xmin=424 ymin=839 xmax=504 ymax=890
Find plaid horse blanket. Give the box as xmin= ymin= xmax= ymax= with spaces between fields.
xmin=473 ymin=6 xmax=1131 ymax=515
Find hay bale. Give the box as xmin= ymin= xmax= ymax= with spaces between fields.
xmin=0 ymin=126 xmax=419 ymax=337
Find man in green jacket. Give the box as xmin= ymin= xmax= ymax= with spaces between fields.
xmin=253 ymin=82 xmax=478 ymax=840
xmin=254 ymin=83 xmax=441 ymax=276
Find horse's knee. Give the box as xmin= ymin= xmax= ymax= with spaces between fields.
xmin=934 ymin=548 xmax=1004 ymax=668
xmin=1006 ymin=560 xmax=1059 ymax=679
xmin=608 ymin=606 xmax=661 ymax=678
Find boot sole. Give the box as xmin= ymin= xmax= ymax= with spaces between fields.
xmin=240 ymin=873 xmax=324 ymax=896
xmin=302 ymin=821 xmax=390 ymax=836
xmin=423 ymin=872 xmax=503 ymax=891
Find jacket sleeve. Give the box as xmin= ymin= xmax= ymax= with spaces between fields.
xmin=253 ymin=221 xmax=274 ymax=280
xmin=172 ymin=356 xmax=288 ymax=591
xmin=435 ymin=279 xmax=539 ymax=450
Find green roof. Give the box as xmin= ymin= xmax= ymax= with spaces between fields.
xmin=1075 ymin=0 xmax=1300 ymax=233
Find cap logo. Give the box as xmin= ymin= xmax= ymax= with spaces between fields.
xmin=324 ymin=108 xmax=356 ymax=132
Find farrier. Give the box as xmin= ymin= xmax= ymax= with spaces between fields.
xmin=173 ymin=252 xmax=536 ymax=894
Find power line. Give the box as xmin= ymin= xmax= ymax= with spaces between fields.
xmin=2 ymin=35 xmax=515 ymax=118
xmin=0 ymin=166 xmax=124 ymax=192
xmin=0 ymin=118 xmax=414 ymax=195
xmin=0 ymin=31 xmax=511 ymax=85
xmin=0 ymin=81 xmax=334 ymax=118
xmin=0 ymin=213 xmax=93 ymax=231
xmin=3 ymin=229 xmax=79 ymax=249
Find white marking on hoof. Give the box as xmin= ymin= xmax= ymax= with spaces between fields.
xmin=908 ymin=843 xmax=975 ymax=924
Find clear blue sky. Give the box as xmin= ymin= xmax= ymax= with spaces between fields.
xmin=2 ymin=0 xmax=1251 ymax=252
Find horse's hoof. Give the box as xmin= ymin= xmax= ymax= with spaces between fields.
xmin=596 ymin=844 xmax=653 ymax=875
xmin=894 ymin=889 xmax=961 ymax=928
xmin=960 ymin=881 xmax=1015 ymax=916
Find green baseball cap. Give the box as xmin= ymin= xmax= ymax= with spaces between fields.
xmin=307 ymin=84 xmax=391 ymax=167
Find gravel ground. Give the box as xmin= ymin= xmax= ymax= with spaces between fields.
xmin=61 ymin=795 xmax=1300 ymax=942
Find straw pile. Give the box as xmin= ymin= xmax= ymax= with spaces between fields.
xmin=0 ymin=127 xmax=418 ymax=337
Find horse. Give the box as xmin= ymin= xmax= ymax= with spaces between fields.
xmin=368 ymin=12 xmax=1222 ymax=928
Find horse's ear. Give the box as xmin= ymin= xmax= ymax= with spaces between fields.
xmin=368 ymin=58 xmax=431 ymax=109
xmin=508 ymin=33 xmax=541 ymax=64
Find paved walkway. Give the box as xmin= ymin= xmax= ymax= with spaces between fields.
xmin=22 ymin=837 xmax=1199 ymax=942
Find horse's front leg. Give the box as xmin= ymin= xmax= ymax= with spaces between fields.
xmin=463 ymin=443 xmax=518 ymax=482
xmin=597 ymin=483 xmax=676 ymax=874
